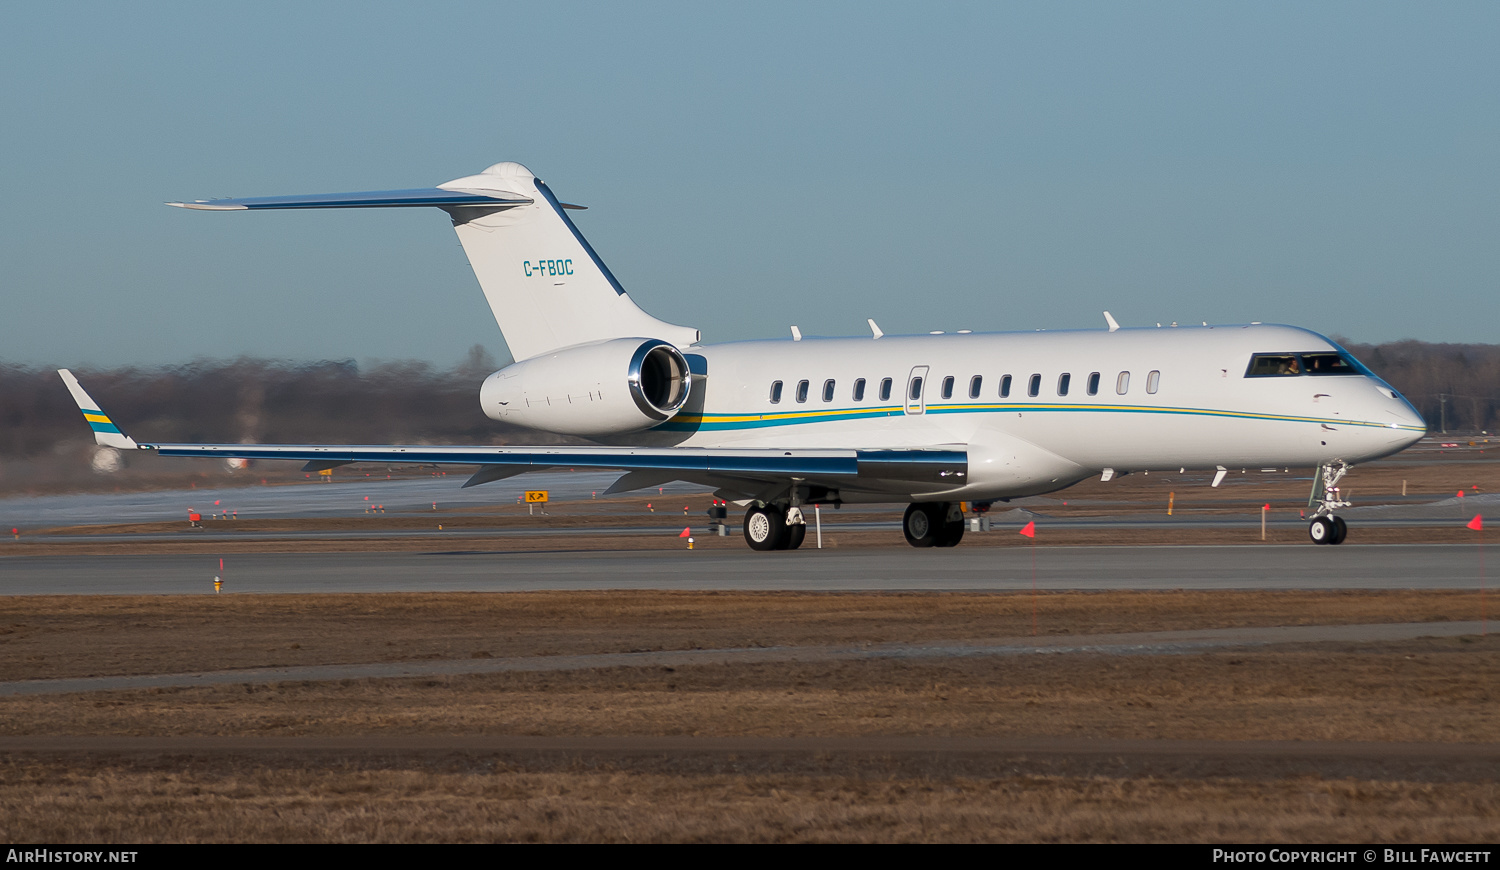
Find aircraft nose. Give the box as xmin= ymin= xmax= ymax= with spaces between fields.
xmin=1384 ymin=389 xmax=1427 ymax=448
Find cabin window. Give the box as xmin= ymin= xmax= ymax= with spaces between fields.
xmin=969 ymin=375 xmax=982 ymax=399
xmin=1057 ymin=373 xmax=1071 ymax=396
xmin=796 ymin=379 xmax=810 ymax=403
xmin=1146 ymin=370 xmax=1160 ymax=394
xmin=769 ymin=380 xmax=783 ymax=404
xmin=999 ymin=374 xmax=1012 ymax=398
xmin=853 ymin=378 xmax=866 ymax=401
xmin=909 ymin=377 xmax=924 ymax=401
xmin=941 ymin=376 xmax=955 ymax=399
xmin=880 ymin=378 xmax=893 ymax=401
xmin=1028 ymin=374 xmax=1041 ymax=397
xmin=1087 ymin=372 xmax=1100 ymax=396
xmin=1116 ymin=372 xmax=1130 ymax=395
xmin=822 ymin=379 xmax=835 ymax=402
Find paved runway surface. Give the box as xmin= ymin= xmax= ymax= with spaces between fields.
xmin=0 ymin=471 xmax=711 ymax=530
xmin=1 ymin=544 xmax=1490 ymax=594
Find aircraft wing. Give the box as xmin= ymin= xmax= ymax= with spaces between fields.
xmin=58 ymin=370 xmax=966 ymax=498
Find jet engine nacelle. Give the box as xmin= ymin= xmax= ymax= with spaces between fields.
xmin=479 ymin=338 xmax=691 ymax=436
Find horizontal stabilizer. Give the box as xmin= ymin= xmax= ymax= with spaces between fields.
xmin=167 ymin=188 xmax=531 ymax=211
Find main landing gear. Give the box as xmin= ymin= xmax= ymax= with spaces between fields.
xmin=743 ymin=504 xmax=807 ymax=551
xmin=1308 ymin=460 xmax=1351 ymax=545
xmin=903 ymin=502 xmax=965 ymax=548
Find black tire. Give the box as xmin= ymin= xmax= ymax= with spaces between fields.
xmin=903 ymin=503 xmax=942 ymax=547
xmin=1330 ymin=516 xmax=1348 ymax=545
xmin=744 ymin=505 xmax=788 ymax=551
xmin=786 ymin=523 xmax=807 ymax=550
xmin=1309 ymin=516 xmax=1333 ymax=545
xmin=935 ymin=516 xmax=965 ymax=547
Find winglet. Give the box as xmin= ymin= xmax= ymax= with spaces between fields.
xmin=57 ymin=370 xmax=139 ymax=449
xmin=867 ymin=318 xmax=884 ymax=339
xmin=1103 ymin=311 xmax=1120 ymax=332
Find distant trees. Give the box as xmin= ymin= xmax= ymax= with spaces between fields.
xmin=0 ymin=350 xmax=575 ymax=492
xmin=1339 ymin=339 xmax=1500 ymax=433
xmin=0 ymin=352 xmax=549 ymax=459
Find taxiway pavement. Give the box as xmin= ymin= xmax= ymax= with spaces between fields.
xmin=1 ymin=544 xmax=1490 ymax=595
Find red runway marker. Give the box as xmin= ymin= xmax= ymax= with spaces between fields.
xmin=1469 ymin=515 xmax=1486 ymax=637
xmin=1020 ymin=521 xmax=1038 ymax=635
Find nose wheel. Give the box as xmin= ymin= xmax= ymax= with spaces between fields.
xmin=1307 ymin=461 xmax=1352 ymax=545
xmin=1309 ymin=515 xmax=1348 ymax=545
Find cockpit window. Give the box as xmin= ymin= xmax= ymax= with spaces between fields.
xmin=1300 ymin=353 xmax=1359 ymax=376
xmin=1245 ymin=352 xmax=1365 ymax=378
xmin=1246 ymin=354 xmax=1302 ymax=377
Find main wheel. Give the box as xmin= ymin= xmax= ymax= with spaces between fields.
xmin=935 ymin=514 xmax=965 ymax=547
xmin=903 ymin=503 xmax=942 ymax=547
xmin=786 ymin=523 xmax=807 ymax=550
xmin=1330 ymin=516 xmax=1348 ymax=545
xmin=1309 ymin=516 xmax=1334 ymax=545
xmin=744 ymin=505 xmax=788 ymax=551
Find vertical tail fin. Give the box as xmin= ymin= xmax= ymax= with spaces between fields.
xmin=437 ymin=162 xmax=697 ymax=361
xmin=169 ymin=161 xmax=699 ymax=362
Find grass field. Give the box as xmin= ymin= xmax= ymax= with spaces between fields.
xmin=2 ymin=591 xmax=1497 ymax=842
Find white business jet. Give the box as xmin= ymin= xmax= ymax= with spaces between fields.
xmin=61 ymin=161 xmax=1426 ymax=549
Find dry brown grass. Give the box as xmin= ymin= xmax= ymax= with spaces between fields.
xmin=5 ymin=590 xmax=1498 ymax=842
xmin=4 ymin=637 xmax=1497 ymax=743
xmin=3 ymin=758 xmax=1498 ymax=843
xmin=0 ymin=590 xmax=1486 ymax=682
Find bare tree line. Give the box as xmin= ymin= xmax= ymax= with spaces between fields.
xmin=0 ymin=346 xmax=565 ymax=460
xmin=1336 ymin=339 xmax=1500 ymax=433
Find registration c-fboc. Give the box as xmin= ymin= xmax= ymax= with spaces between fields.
xmin=523 ymin=259 xmax=573 ymax=277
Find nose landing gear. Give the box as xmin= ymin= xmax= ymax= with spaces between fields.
xmin=1308 ymin=460 xmax=1352 ymax=545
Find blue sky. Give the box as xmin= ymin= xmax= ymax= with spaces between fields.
xmin=2 ymin=2 xmax=1496 ymax=368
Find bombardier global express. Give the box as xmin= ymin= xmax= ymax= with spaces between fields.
xmin=62 ymin=161 xmax=1427 ymax=549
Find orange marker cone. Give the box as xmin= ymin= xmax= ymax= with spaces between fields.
xmin=679 ymin=527 xmax=691 ymax=537
xmin=1458 ymin=490 xmax=1466 ymax=498
xmin=1470 ymin=515 xmax=1483 ymax=532
xmin=1018 ymin=521 xmax=1036 ymax=538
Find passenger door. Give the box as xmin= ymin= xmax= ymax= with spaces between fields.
xmin=904 ymin=366 xmax=928 ymax=416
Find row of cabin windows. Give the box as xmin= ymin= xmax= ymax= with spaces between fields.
xmin=768 ymin=371 xmax=1161 ymax=404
